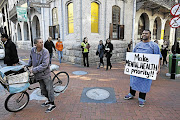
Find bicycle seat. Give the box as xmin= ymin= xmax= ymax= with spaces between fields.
xmin=50 ymin=64 xmax=59 ymax=72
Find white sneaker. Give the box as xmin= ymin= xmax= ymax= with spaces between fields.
xmin=45 ymin=104 xmax=56 ymax=113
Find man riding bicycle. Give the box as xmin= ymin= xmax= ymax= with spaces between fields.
xmin=27 ymin=38 xmax=56 ymax=113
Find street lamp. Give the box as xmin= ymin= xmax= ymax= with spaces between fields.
xmin=27 ymin=0 xmax=33 ymax=47
xmin=170 ymin=0 xmax=180 ymax=79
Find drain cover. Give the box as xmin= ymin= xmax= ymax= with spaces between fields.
xmin=72 ymin=71 xmax=88 ymax=75
xmin=80 ymin=87 xmax=116 ymax=103
xmin=86 ymin=88 xmax=110 ymax=100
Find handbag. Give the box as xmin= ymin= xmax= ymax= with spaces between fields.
xmin=96 ymin=50 xmax=99 ymax=55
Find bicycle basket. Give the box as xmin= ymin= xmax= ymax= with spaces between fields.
xmin=6 ymin=71 xmax=29 ymax=85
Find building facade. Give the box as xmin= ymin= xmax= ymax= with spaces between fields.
xmin=0 ymin=0 xmax=11 ymax=36
xmin=7 ymin=0 xmax=178 ymax=65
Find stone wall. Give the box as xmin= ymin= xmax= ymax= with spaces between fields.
xmin=62 ymin=40 xmax=128 ymax=66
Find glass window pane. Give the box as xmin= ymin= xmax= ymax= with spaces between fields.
xmin=91 ymin=2 xmax=99 ymax=33
xmin=68 ymin=3 xmax=74 ymax=33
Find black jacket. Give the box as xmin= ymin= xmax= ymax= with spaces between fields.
xmin=105 ymin=43 xmax=113 ymax=57
xmin=44 ymin=40 xmax=56 ymax=53
xmin=4 ymin=39 xmax=19 ymax=66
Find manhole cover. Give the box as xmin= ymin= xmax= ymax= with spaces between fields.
xmin=72 ymin=71 xmax=88 ymax=75
xmin=80 ymin=87 xmax=116 ymax=103
xmin=86 ymin=88 xmax=110 ymax=100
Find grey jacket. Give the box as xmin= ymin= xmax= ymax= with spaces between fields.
xmin=28 ymin=47 xmax=50 ymax=80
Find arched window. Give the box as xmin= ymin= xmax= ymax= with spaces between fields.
xmin=112 ymin=5 xmax=120 ymax=24
xmin=138 ymin=13 xmax=149 ymax=39
xmin=110 ymin=5 xmax=124 ymax=40
xmin=32 ymin=15 xmax=40 ymax=40
xmin=49 ymin=7 xmax=60 ymax=39
xmin=52 ymin=7 xmax=58 ymax=25
xmin=17 ymin=23 xmax=22 ymax=41
xmin=91 ymin=2 xmax=99 ymax=33
xmin=24 ymin=22 xmax=29 ymax=41
xmin=67 ymin=2 xmax=74 ymax=33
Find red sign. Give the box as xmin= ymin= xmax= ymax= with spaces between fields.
xmin=170 ymin=16 xmax=180 ymax=28
xmin=170 ymin=3 xmax=180 ymax=28
xmin=171 ymin=3 xmax=180 ymax=16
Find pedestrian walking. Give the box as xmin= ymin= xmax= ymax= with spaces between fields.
xmin=55 ymin=38 xmax=63 ymax=64
xmin=127 ymin=41 xmax=132 ymax=52
xmin=44 ymin=37 xmax=56 ymax=64
xmin=28 ymin=38 xmax=56 ymax=113
xmin=81 ymin=37 xmax=90 ymax=67
xmin=124 ymin=30 xmax=161 ymax=107
xmin=1 ymin=33 xmax=19 ymax=66
xmin=161 ymin=41 xmax=169 ymax=66
xmin=171 ymin=42 xmax=180 ymax=54
xmin=97 ymin=40 xmax=105 ymax=69
xmin=154 ymin=40 xmax=158 ymax=44
xmin=104 ymin=38 xmax=113 ymax=70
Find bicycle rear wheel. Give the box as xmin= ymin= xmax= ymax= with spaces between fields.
xmin=5 ymin=91 xmax=29 ymax=112
xmin=52 ymin=71 xmax=69 ymax=93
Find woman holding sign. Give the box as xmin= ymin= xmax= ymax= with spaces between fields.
xmin=124 ymin=30 xmax=161 ymax=107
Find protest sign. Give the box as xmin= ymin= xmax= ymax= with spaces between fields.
xmin=124 ymin=52 xmax=160 ymax=80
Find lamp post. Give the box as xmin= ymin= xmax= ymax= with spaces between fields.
xmin=27 ymin=0 xmax=33 ymax=47
xmin=170 ymin=0 xmax=180 ymax=79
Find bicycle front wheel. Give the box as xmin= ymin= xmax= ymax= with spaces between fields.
xmin=52 ymin=71 xmax=69 ymax=93
xmin=5 ymin=91 xmax=29 ymax=112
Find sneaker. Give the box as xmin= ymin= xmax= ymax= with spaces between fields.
xmin=124 ymin=94 xmax=134 ymax=100
xmin=45 ymin=104 xmax=56 ymax=113
xmin=139 ymin=101 xmax=145 ymax=107
xmin=41 ymin=101 xmax=50 ymax=107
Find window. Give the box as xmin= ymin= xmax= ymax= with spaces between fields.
xmin=110 ymin=6 xmax=124 ymax=40
xmin=52 ymin=7 xmax=58 ymax=26
xmin=91 ymin=2 xmax=99 ymax=33
xmin=49 ymin=7 xmax=60 ymax=39
xmin=49 ymin=25 xmax=60 ymax=39
xmin=67 ymin=3 xmax=74 ymax=33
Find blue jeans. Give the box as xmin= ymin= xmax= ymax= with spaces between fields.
xmin=49 ymin=53 xmax=53 ymax=64
xmin=57 ymin=51 xmax=63 ymax=63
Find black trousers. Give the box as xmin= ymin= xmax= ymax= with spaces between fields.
xmin=130 ymin=87 xmax=146 ymax=100
xmin=100 ymin=58 xmax=103 ymax=64
xmin=162 ymin=55 xmax=167 ymax=65
xmin=83 ymin=53 xmax=89 ymax=66
xmin=106 ymin=54 xmax=112 ymax=69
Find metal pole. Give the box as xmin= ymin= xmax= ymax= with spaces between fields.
xmin=104 ymin=0 xmax=107 ymax=42
xmin=170 ymin=0 xmax=180 ymax=79
xmin=132 ymin=0 xmax=136 ymax=50
xmin=27 ymin=0 xmax=33 ymax=47
xmin=61 ymin=0 xmax=64 ymax=41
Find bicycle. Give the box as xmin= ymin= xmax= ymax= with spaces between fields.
xmin=0 ymin=64 xmax=69 ymax=112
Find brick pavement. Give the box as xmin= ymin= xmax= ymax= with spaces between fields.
xmin=0 ymin=49 xmax=180 ymax=120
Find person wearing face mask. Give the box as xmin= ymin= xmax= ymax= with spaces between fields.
xmin=104 ymin=38 xmax=113 ymax=70
xmin=81 ymin=37 xmax=90 ymax=67
xmin=124 ymin=30 xmax=162 ymax=107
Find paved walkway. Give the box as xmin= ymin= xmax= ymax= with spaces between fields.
xmin=0 ymin=49 xmax=180 ymax=120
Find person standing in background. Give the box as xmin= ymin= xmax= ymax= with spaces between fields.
xmin=44 ymin=37 xmax=56 ymax=64
xmin=104 ymin=38 xmax=113 ymax=70
xmin=127 ymin=41 xmax=132 ymax=52
xmin=81 ymin=37 xmax=90 ymax=67
xmin=97 ymin=40 xmax=105 ymax=69
xmin=161 ymin=41 xmax=169 ymax=66
xmin=1 ymin=33 xmax=19 ymax=66
xmin=55 ymin=38 xmax=63 ymax=64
